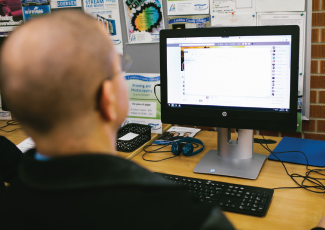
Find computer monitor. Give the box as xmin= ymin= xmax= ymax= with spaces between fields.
xmin=0 ymin=37 xmax=8 ymax=111
xmin=160 ymin=25 xmax=299 ymax=179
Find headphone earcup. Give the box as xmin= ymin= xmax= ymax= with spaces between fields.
xmin=182 ymin=143 xmax=194 ymax=156
xmin=171 ymin=142 xmax=185 ymax=155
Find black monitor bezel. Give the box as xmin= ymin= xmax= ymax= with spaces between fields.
xmin=160 ymin=25 xmax=299 ymax=132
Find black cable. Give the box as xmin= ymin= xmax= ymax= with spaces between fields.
xmin=154 ymin=84 xmax=161 ymax=104
xmin=142 ymin=143 xmax=179 ymax=162
xmin=0 ymin=119 xmax=21 ymax=132
xmin=259 ymin=131 xmax=325 ymax=193
xmin=142 ymin=142 xmax=200 ymax=162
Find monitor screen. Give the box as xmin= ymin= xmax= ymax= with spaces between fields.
xmin=160 ymin=26 xmax=299 ymax=132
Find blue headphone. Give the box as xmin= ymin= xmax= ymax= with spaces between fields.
xmin=171 ymin=137 xmax=204 ymax=156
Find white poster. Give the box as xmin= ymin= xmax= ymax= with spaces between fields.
xmin=256 ymin=0 xmax=305 ymax=12
xmin=210 ymin=0 xmax=256 ymax=26
xmin=210 ymin=0 xmax=255 ymax=14
xmin=123 ymin=0 xmax=165 ymax=44
xmin=83 ymin=0 xmax=123 ymax=54
xmin=257 ymin=12 xmax=306 ymax=95
xmin=167 ymin=0 xmax=209 ymax=16
xmin=123 ymin=73 xmax=162 ymax=134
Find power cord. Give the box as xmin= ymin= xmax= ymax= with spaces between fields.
xmin=154 ymin=84 xmax=161 ymax=104
xmin=259 ymin=131 xmax=325 ymax=194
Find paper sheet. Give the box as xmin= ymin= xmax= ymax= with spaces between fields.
xmin=256 ymin=0 xmax=305 ymax=12
xmin=122 ymin=73 xmax=162 ymax=134
xmin=118 ymin=132 xmax=139 ymax=141
xmin=21 ymin=0 xmax=51 ymax=22
xmin=210 ymin=0 xmax=256 ymax=27
xmin=211 ymin=12 xmax=256 ymax=27
xmin=236 ymin=0 xmax=252 ymax=8
xmin=123 ymin=0 xmax=165 ymax=44
xmin=83 ymin=0 xmax=123 ymax=54
xmin=0 ymin=0 xmax=23 ymax=37
xmin=257 ymin=12 xmax=306 ymax=95
xmin=167 ymin=0 xmax=209 ymax=16
xmin=16 ymin=137 xmax=35 ymax=153
xmin=168 ymin=15 xmax=210 ymax=29
xmin=210 ymin=0 xmax=255 ymax=14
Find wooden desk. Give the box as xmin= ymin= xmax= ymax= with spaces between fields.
xmin=131 ymin=130 xmax=325 ymax=230
xmin=117 ymin=124 xmax=171 ymax=159
xmin=0 ymin=120 xmax=171 ymax=160
xmin=0 ymin=120 xmax=28 ymax=145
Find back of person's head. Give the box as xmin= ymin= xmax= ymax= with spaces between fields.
xmin=0 ymin=11 xmax=127 ymax=138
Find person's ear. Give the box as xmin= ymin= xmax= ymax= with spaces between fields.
xmin=99 ymin=80 xmax=117 ymax=122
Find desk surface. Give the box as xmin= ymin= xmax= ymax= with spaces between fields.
xmin=2 ymin=121 xmax=324 ymax=229
xmin=0 ymin=120 xmax=171 ymax=160
xmin=131 ymin=130 xmax=325 ymax=230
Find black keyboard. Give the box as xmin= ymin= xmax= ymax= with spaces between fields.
xmin=157 ymin=173 xmax=274 ymax=217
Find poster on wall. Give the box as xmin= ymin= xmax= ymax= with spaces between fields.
xmin=50 ymin=0 xmax=82 ymax=11
xmin=168 ymin=15 xmax=210 ymax=29
xmin=0 ymin=0 xmax=23 ymax=36
xmin=83 ymin=0 xmax=123 ymax=54
xmin=210 ymin=0 xmax=256 ymax=27
xmin=123 ymin=0 xmax=165 ymax=44
xmin=21 ymin=0 xmax=51 ymax=22
xmin=122 ymin=73 xmax=162 ymax=134
xmin=167 ymin=0 xmax=209 ymax=16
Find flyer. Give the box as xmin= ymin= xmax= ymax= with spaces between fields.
xmin=167 ymin=0 xmax=209 ymax=16
xmin=50 ymin=0 xmax=82 ymax=11
xmin=21 ymin=0 xmax=51 ymax=22
xmin=0 ymin=0 xmax=23 ymax=36
xmin=83 ymin=0 xmax=123 ymax=54
xmin=153 ymin=126 xmax=201 ymax=144
xmin=210 ymin=0 xmax=256 ymax=27
xmin=122 ymin=73 xmax=162 ymax=134
xmin=168 ymin=15 xmax=210 ymax=29
xmin=123 ymin=0 xmax=164 ymax=44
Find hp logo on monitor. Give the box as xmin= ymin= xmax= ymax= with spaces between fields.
xmin=222 ymin=112 xmax=227 ymax=117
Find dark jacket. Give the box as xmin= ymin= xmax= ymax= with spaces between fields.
xmin=0 ymin=149 xmax=234 ymax=230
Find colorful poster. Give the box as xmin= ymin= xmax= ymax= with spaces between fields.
xmin=0 ymin=0 xmax=23 ymax=36
xmin=168 ymin=15 xmax=209 ymax=29
xmin=123 ymin=73 xmax=162 ymax=134
xmin=167 ymin=0 xmax=209 ymax=16
xmin=50 ymin=0 xmax=82 ymax=11
xmin=123 ymin=0 xmax=164 ymax=44
xmin=21 ymin=0 xmax=51 ymax=22
xmin=83 ymin=0 xmax=123 ymax=54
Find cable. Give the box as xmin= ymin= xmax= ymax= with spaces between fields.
xmin=258 ymin=131 xmax=325 ymax=194
xmin=142 ymin=142 xmax=200 ymax=162
xmin=142 ymin=143 xmax=178 ymax=162
xmin=0 ymin=119 xmax=21 ymax=132
xmin=154 ymin=84 xmax=161 ymax=104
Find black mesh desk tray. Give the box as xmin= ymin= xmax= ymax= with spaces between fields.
xmin=116 ymin=123 xmax=151 ymax=152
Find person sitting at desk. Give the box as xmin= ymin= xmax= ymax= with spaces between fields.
xmin=0 ymin=11 xmax=234 ymax=229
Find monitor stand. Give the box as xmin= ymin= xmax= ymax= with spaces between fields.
xmin=193 ymin=128 xmax=267 ymax=180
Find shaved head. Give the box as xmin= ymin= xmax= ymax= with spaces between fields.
xmin=0 ymin=11 xmax=119 ymax=134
